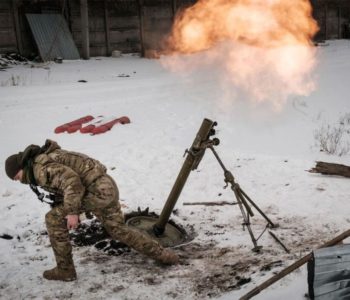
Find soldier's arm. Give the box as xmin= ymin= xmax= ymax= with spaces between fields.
xmin=35 ymin=163 xmax=85 ymax=215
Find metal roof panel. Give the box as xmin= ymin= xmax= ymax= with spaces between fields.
xmin=26 ymin=14 xmax=80 ymax=61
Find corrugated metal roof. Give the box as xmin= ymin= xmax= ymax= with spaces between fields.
xmin=309 ymin=244 xmax=350 ymax=299
xmin=26 ymin=14 xmax=80 ymax=61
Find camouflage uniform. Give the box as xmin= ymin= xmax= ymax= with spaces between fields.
xmin=32 ymin=140 xmax=176 ymax=277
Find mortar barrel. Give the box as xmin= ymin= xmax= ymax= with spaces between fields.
xmin=153 ymin=118 xmax=215 ymax=235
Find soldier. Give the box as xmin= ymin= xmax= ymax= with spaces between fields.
xmin=5 ymin=140 xmax=179 ymax=282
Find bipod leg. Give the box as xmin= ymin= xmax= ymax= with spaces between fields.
xmin=208 ymin=145 xmax=266 ymax=251
xmin=239 ymin=187 xmax=275 ymax=228
xmin=234 ymin=184 xmax=254 ymax=217
xmin=233 ymin=186 xmax=262 ymax=252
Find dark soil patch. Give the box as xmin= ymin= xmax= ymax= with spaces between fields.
xmin=70 ymin=207 xmax=193 ymax=256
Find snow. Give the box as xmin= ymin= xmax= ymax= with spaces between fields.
xmin=1 ymin=40 xmax=350 ymax=299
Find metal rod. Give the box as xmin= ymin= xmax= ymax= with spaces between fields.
xmin=209 ymin=145 xmax=227 ymax=171
xmin=233 ymin=187 xmax=259 ymax=250
xmin=268 ymin=231 xmax=290 ymax=254
xmin=239 ymin=189 xmax=275 ymax=227
xmin=235 ymin=186 xmax=254 ymax=217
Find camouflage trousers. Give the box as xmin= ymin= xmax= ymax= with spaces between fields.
xmin=45 ymin=175 xmax=164 ymax=269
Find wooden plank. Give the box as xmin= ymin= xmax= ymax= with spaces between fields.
xmin=0 ymin=0 xmax=11 ymax=11
xmin=325 ymin=4 xmax=328 ymax=39
xmin=338 ymin=6 xmax=341 ymax=38
xmin=309 ymin=161 xmax=350 ymax=178
xmin=80 ymin=0 xmax=90 ymax=59
xmin=143 ymin=6 xmax=173 ymax=18
xmin=109 ymin=16 xmax=139 ymax=29
xmin=183 ymin=201 xmax=236 ymax=206
xmin=89 ymin=31 xmax=107 ymax=44
xmin=70 ymin=17 xmax=83 ymax=31
xmin=75 ymin=29 xmax=140 ymax=46
xmin=88 ymin=18 xmax=105 ymax=30
xmin=144 ymin=0 xmax=172 ymax=7
xmin=240 ymin=229 xmax=350 ymax=300
xmin=109 ymin=29 xmax=140 ymax=43
xmin=0 ymin=13 xmax=12 ymax=27
xmin=0 ymin=46 xmax=17 ymax=53
xmin=107 ymin=0 xmax=139 ymax=16
xmin=72 ymin=31 xmax=83 ymax=44
xmin=104 ymin=0 xmax=111 ymax=55
xmin=142 ymin=4 xmax=173 ymax=50
xmin=12 ymin=0 xmax=23 ymax=54
xmin=172 ymin=0 xmax=176 ymax=18
xmin=176 ymin=0 xmax=195 ymax=9
xmin=110 ymin=41 xmax=140 ymax=52
xmin=143 ymin=24 xmax=172 ymax=49
xmin=0 ymin=30 xmax=17 ymax=46
xmin=138 ymin=0 xmax=145 ymax=56
xmin=72 ymin=17 xmax=118 ymax=31
xmin=89 ymin=45 xmax=107 ymax=56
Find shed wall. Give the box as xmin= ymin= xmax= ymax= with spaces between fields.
xmin=312 ymin=0 xmax=350 ymax=40
xmin=0 ymin=0 xmax=17 ymax=53
xmin=1 ymin=0 xmax=350 ymax=58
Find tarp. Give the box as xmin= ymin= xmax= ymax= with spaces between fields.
xmin=308 ymin=244 xmax=350 ymax=300
xmin=26 ymin=14 xmax=80 ymax=61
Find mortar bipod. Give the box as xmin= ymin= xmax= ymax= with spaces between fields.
xmin=208 ymin=145 xmax=276 ymax=252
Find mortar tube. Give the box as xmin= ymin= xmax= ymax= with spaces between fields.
xmin=153 ymin=154 xmax=196 ymax=236
xmin=153 ymin=118 xmax=214 ymax=236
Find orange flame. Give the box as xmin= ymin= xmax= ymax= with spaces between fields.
xmin=162 ymin=0 xmax=319 ymax=107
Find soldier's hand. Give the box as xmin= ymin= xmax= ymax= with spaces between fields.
xmin=66 ymin=214 xmax=79 ymax=230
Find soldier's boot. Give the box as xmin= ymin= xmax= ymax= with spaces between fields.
xmin=43 ymin=256 xmax=77 ymax=281
xmin=156 ymin=248 xmax=179 ymax=265
xmin=43 ymin=265 xmax=77 ymax=282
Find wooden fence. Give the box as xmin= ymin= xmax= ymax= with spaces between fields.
xmin=0 ymin=0 xmax=349 ymax=58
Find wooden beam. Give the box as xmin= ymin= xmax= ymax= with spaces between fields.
xmin=137 ymin=0 xmax=145 ymax=57
xmin=172 ymin=0 xmax=177 ymax=19
xmin=80 ymin=0 xmax=89 ymax=59
xmin=338 ymin=6 xmax=341 ymax=38
xmin=240 ymin=229 xmax=350 ymax=300
xmin=12 ymin=0 xmax=23 ymax=54
xmin=309 ymin=161 xmax=350 ymax=178
xmin=104 ymin=0 xmax=111 ymax=56
xmin=183 ymin=201 xmax=237 ymax=206
xmin=324 ymin=4 xmax=328 ymax=40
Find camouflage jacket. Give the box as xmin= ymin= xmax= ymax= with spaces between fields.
xmin=33 ymin=140 xmax=107 ymax=215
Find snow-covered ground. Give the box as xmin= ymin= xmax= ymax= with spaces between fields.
xmin=0 ymin=40 xmax=350 ymax=300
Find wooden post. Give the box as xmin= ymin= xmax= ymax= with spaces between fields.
xmin=172 ymin=0 xmax=177 ymax=19
xmin=338 ymin=6 xmax=342 ymax=39
xmin=80 ymin=0 xmax=90 ymax=59
xmin=137 ymin=0 xmax=145 ymax=57
xmin=65 ymin=0 xmax=72 ymax=32
xmin=324 ymin=4 xmax=328 ymax=40
xmin=12 ymin=0 xmax=23 ymax=54
xmin=104 ymin=0 xmax=111 ymax=56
